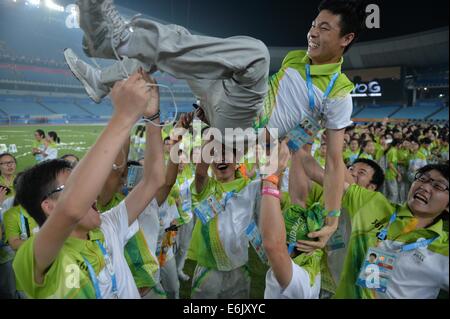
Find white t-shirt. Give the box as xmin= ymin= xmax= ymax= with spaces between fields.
xmin=264 ymin=259 xmax=321 ymax=299
xmin=98 ymin=200 xmax=140 ymax=299
xmin=267 ymin=68 xmax=353 ymax=138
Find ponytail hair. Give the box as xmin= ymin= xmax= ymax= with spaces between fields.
xmin=48 ymin=131 xmax=60 ymax=144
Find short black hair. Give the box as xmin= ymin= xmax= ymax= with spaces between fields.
xmin=417 ymin=164 xmax=449 ymax=182
xmin=420 ymin=137 xmax=432 ymax=146
xmin=35 ymin=129 xmax=45 ymax=138
xmin=353 ymin=158 xmax=385 ymax=191
xmin=15 ymin=159 xmax=72 ymax=227
xmin=318 ymin=0 xmax=367 ymax=53
xmin=0 ymin=152 xmax=17 ymax=164
xmin=369 ymin=253 xmax=377 ymax=258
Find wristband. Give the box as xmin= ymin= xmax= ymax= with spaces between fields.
xmin=262 ymin=175 xmax=280 ymax=187
xmin=262 ymin=187 xmax=281 ymax=199
xmin=327 ymin=209 xmax=341 ymax=217
xmin=142 ymin=111 xmax=160 ymax=122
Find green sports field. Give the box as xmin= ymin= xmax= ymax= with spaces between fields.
xmin=0 ymin=124 xmax=269 ymax=299
xmin=0 ymin=125 xmax=105 ymax=172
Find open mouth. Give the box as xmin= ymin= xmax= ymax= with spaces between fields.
xmin=215 ymin=163 xmax=229 ymax=171
xmin=308 ymin=40 xmax=320 ymax=49
xmin=413 ymin=192 xmax=429 ymax=205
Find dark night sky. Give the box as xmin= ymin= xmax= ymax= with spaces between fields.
xmin=58 ymin=0 xmax=449 ymax=47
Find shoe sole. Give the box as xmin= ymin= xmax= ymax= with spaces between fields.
xmin=64 ymin=48 xmax=102 ymax=103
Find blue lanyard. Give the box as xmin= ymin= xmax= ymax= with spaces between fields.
xmin=19 ymin=209 xmax=28 ymax=240
xmin=305 ymin=64 xmax=339 ymax=114
xmin=377 ymin=211 xmax=439 ymax=252
xmin=83 ymin=240 xmax=118 ymax=299
xmin=222 ymin=191 xmax=235 ymax=207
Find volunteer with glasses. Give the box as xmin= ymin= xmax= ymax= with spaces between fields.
xmin=333 ymin=164 xmax=449 ymax=299
xmin=0 ymin=153 xmax=17 ymax=203
xmin=13 ymin=72 xmax=166 ymax=299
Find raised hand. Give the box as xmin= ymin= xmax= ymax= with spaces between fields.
xmin=110 ymin=71 xmax=152 ymax=125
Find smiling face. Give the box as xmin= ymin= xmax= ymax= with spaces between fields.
xmin=307 ymin=10 xmax=353 ymax=65
xmin=407 ymin=170 xmax=449 ymax=221
xmin=211 ymin=148 xmax=237 ymax=183
xmin=348 ymin=162 xmax=377 ymax=191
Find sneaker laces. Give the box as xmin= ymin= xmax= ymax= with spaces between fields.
xmin=106 ymin=5 xmax=178 ymax=128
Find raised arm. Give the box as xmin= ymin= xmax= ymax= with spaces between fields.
xmin=155 ymin=113 xmax=193 ymax=206
xmin=33 ymin=72 xmax=151 ymax=278
xmin=288 ymin=146 xmax=313 ymax=208
xmin=125 ymin=75 xmax=166 ymax=225
xmin=260 ymin=140 xmax=292 ymax=288
xmin=98 ymin=138 xmax=130 ymax=207
xmin=298 ymin=129 xmax=346 ymax=251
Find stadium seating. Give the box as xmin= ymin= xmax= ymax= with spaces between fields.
xmin=390 ymin=105 xmax=443 ymax=120
xmin=0 ymin=98 xmax=55 ymax=116
xmin=354 ymin=105 xmax=402 ymax=119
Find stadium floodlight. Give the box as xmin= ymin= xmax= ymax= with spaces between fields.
xmin=44 ymin=0 xmax=64 ymax=12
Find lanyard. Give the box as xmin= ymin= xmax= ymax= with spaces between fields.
xmin=19 ymin=209 xmax=29 ymax=240
xmin=83 ymin=240 xmax=118 ymax=299
xmin=305 ymin=64 xmax=339 ymax=114
xmin=376 ymin=212 xmax=438 ymax=252
xmin=222 ymin=191 xmax=235 ymax=207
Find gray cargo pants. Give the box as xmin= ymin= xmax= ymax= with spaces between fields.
xmin=100 ymin=18 xmax=270 ymax=138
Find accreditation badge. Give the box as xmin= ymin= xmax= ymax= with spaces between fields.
xmin=286 ymin=114 xmax=321 ymax=152
xmin=246 ymin=221 xmax=269 ymax=265
xmin=194 ymin=195 xmax=223 ymax=225
xmin=356 ymin=247 xmax=398 ymax=293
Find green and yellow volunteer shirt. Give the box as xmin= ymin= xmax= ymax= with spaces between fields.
xmin=419 ymin=146 xmax=430 ymax=159
xmin=175 ymin=165 xmax=195 ymax=225
xmin=304 ymin=182 xmax=351 ymax=295
xmin=385 ymin=147 xmax=398 ymax=181
xmin=13 ymin=202 xmax=141 ymax=299
xmin=98 ymin=193 xmax=158 ymax=290
xmin=256 ymin=50 xmax=354 ymax=136
xmin=13 ymin=229 xmax=106 ymax=298
xmin=188 ymin=176 xmax=250 ymax=270
xmin=397 ymin=148 xmax=410 ymax=169
xmin=334 ymin=184 xmax=449 ymax=299
xmin=3 ymin=205 xmax=39 ymax=244
xmin=344 ymin=149 xmax=360 ymax=166
xmin=0 ymin=174 xmax=15 ymax=198
xmin=32 ymin=140 xmax=45 ymax=162
xmin=374 ymin=142 xmax=384 ymax=162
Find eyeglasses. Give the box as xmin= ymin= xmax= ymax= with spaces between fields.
xmin=414 ymin=173 xmax=449 ymax=192
xmin=42 ymin=185 xmax=65 ymax=201
xmin=0 ymin=161 xmax=16 ymax=166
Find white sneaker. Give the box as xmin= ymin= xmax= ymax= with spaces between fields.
xmin=64 ymin=48 xmax=108 ymax=103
